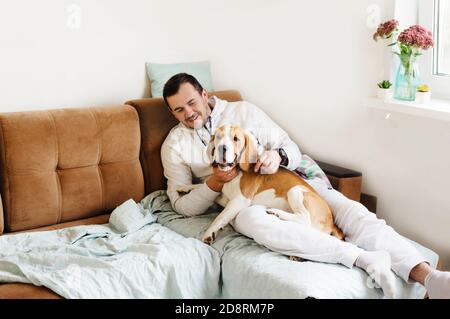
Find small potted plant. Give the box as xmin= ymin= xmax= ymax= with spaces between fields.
xmin=416 ymin=84 xmax=431 ymax=104
xmin=377 ymin=80 xmax=393 ymax=100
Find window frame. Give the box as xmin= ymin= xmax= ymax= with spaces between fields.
xmin=418 ymin=0 xmax=450 ymax=100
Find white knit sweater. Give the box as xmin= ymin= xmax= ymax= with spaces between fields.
xmin=161 ymin=96 xmax=302 ymax=216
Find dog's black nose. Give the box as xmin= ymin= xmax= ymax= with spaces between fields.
xmin=218 ymin=144 xmax=227 ymax=156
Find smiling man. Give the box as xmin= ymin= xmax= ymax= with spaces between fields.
xmin=162 ymin=73 xmax=291 ymax=195
xmin=163 ymin=78 xmax=211 ymax=130
xmin=160 ymin=73 xmax=450 ymax=299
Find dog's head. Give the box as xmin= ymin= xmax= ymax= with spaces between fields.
xmin=207 ymin=124 xmax=258 ymax=172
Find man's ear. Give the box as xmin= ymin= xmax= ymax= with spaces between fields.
xmin=206 ymin=134 xmax=216 ymax=164
xmin=201 ymin=89 xmax=209 ymax=103
xmin=239 ymin=130 xmax=258 ymax=171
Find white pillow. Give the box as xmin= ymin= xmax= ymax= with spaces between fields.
xmin=109 ymin=199 xmax=156 ymax=234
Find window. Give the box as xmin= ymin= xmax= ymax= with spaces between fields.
xmin=434 ymin=0 xmax=450 ymax=75
xmin=418 ymin=0 xmax=450 ymax=100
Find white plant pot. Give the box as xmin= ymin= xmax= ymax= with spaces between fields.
xmin=415 ymin=91 xmax=431 ymax=104
xmin=377 ymin=88 xmax=392 ymax=101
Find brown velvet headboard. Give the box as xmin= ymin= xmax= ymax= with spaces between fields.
xmin=0 ymin=106 xmax=144 ymax=234
xmin=126 ymin=90 xmax=243 ymax=195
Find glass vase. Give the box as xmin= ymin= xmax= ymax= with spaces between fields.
xmin=393 ymin=55 xmax=420 ymax=102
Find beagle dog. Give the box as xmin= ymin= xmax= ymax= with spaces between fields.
xmin=178 ymin=124 xmax=344 ymax=245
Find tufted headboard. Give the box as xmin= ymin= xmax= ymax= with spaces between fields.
xmin=0 ymin=106 xmax=144 ymax=234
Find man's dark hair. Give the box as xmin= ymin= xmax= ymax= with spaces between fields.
xmin=162 ymin=73 xmax=204 ymax=108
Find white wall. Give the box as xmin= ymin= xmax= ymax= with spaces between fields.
xmin=1 ymin=0 xmax=449 ymax=269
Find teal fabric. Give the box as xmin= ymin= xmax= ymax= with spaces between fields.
xmin=0 ymin=200 xmax=220 ymax=298
xmin=146 ymin=61 xmax=214 ymax=97
xmin=0 ymin=191 xmax=438 ymax=299
xmin=142 ymin=191 xmax=440 ymax=299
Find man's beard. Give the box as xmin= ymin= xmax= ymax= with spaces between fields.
xmin=185 ymin=113 xmax=202 ymax=129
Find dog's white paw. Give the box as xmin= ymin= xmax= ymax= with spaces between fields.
xmin=176 ymin=185 xmax=197 ymax=194
xmin=289 ymin=256 xmax=303 ymax=262
xmin=202 ymin=232 xmax=216 ymax=245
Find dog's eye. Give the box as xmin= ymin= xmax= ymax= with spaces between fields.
xmin=233 ymin=136 xmax=240 ymax=142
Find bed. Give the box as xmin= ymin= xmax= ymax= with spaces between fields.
xmin=0 ymin=90 xmax=439 ymax=298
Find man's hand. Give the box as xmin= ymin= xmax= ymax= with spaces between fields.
xmin=254 ymin=150 xmax=281 ymax=174
xmin=206 ymin=166 xmax=239 ymax=192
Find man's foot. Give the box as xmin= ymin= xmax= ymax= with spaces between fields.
xmin=355 ymin=251 xmax=397 ymax=299
xmin=425 ymin=270 xmax=450 ymax=299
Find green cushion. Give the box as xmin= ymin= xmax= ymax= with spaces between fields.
xmin=146 ymin=61 xmax=214 ymax=97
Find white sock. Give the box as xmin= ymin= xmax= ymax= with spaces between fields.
xmin=424 ymin=269 xmax=450 ymax=299
xmin=355 ymin=251 xmax=397 ymax=299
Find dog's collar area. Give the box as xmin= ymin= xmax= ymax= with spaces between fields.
xmin=196 ymin=116 xmax=213 ymax=147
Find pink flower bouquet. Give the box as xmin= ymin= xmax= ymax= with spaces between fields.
xmin=373 ymin=20 xmax=434 ymax=101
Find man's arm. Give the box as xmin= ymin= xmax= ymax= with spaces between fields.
xmin=248 ymin=103 xmax=302 ymax=171
xmin=161 ymin=142 xmax=219 ymax=217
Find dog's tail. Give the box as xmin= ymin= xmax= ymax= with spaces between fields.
xmin=331 ymin=224 xmax=345 ymax=241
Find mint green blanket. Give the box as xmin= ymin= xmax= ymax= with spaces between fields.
xmin=0 ymin=191 xmax=438 ymax=299
xmin=143 ymin=191 xmax=439 ymax=299
xmin=0 ymin=208 xmax=220 ymax=298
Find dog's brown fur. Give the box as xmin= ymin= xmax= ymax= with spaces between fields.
xmin=207 ymin=125 xmax=344 ymax=241
xmin=239 ymin=167 xmax=344 ymax=240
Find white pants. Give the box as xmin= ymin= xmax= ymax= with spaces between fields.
xmin=230 ymin=178 xmax=427 ymax=283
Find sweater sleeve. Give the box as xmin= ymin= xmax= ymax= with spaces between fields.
xmin=246 ymin=103 xmax=302 ymax=171
xmin=161 ymin=140 xmax=219 ymax=217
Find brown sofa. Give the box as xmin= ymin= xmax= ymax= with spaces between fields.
xmin=0 ymin=90 xmax=381 ymax=298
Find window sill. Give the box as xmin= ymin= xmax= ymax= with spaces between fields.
xmin=365 ymin=97 xmax=450 ymax=122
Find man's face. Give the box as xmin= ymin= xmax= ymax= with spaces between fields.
xmin=166 ymin=83 xmax=211 ymax=129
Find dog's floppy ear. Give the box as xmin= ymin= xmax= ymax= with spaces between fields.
xmin=206 ymin=133 xmax=216 ymax=164
xmin=239 ymin=130 xmax=258 ymax=171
